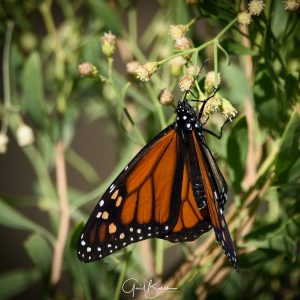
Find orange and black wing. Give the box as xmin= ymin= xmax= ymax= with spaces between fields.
xmin=193 ymin=132 xmax=239 ymax=271
xmin=77 ymin=125 xmax=184 ymax=262
xmin=160 ymin=133 xmax=212 ymax=243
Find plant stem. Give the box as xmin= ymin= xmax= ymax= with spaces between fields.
xmin=51 ymin=141 xmax=70 ymax=286
xmin=113 ymin=252 xmax=129 ymax=300
xmin=215 ymin=17 xmax=237 ymax=40
xmin=155 ymin=239 xmax=164 ymax=281
xmin=145 ymin=84 xmax=167 ymax=129
xmin=213 ymin=39 xmax=219 ymax=88
xmin=2 ymin=21 xmax=14 ymax=133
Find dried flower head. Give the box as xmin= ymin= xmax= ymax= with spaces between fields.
xmin=174 ymin=36 xmax=192 ymax=50
xmin=179 ymin=75 xmax=194 ymax=91
xmin=186 ymin=65 xmax=201 ymax=76
xmin=237 ymin=11 xmax=252 ymax=26
xmin=248 ymin=0 xmax=265 ymax=16
xmin=136 ymin=62 xmax=158 ymax=82
xmin=126 ymin=61 xmax=141 ymax=75
xmin=284 ymin=0 xmax=300 ymax=11
xmin=16 ymin=124 xmax=35 ymax=147
xmin=0 ymin=132 xmax=9 ymax=154
xmin=100 ymin=31 xmax=116 ymax=57
xmin=159 ymin=89 xmax=174 ymax=105
xmin=78 ymin=62 xmax=98 ymax=77
xmin=168 ymin=24 xmax=188 ymax=40
xmin=221 ymin=98 xmax=238 ymax=121
xmin=205 ymin=71 xmax=221 ymax=93
xmin=169 ymin=56 xmax=187 ymax=76
xmin=202 ymin=93 xmax=222 ymax=117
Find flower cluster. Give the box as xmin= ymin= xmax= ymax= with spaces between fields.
xmin=158 ymin=89 xmax=174 ymax=105
xmin=168 ymin=23 xmax=192 ymax=60
xmin=201 ymin=72 xmax=237 ymax=121
xmin=100 ymin=31 xmax=116 ymax=57
xmin=135 ymin=62 xmax=158 ymax=82
xmin=284 ymin=0 xmax=300 ymax=11
xmin=0 ymin=123 xmax=35 ymax=155
xmin=78 ymin=62 xmax=98 ymax=77
xmin=204 ymin=71 xmax=221 ymax=94
xmin=237 ymin=0 xmax=265 ymax=26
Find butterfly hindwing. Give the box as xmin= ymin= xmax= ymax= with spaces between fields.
xmin=77 ymin=125 xmax=184 ymax=262
xmin=193 ymin=132 xmax=239 ymax=270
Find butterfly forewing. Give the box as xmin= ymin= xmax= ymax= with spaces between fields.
xmin=193 ymin=132 xmax=239 ymax=270
xmin=77 ymin=125 xmax=184 ymax=262
xmin=161 ymin=133 xmax=212 ymax=242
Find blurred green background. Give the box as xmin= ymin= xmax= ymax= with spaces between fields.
xmin=0 ymin=0 xmax=299 ymax=299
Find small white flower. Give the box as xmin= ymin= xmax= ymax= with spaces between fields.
xmin=0 ymin=133 xmax=9 ymax=154
xmin=16 ymin=124 xmax=35 ymax=147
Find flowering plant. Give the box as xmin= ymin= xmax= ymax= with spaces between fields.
xmin=0 ymin=1 xmax=299 ymax=299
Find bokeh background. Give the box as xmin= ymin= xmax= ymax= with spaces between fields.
xmin=0 ymin=0 xmax=299 ymax=299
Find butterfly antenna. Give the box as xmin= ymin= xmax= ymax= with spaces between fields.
xmin=184 ymin=59 xmax=210 ymax=102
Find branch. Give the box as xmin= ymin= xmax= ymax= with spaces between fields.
xmin=51 ymin=141 xmax=70 ymax=286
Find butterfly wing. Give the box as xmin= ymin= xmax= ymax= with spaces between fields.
xmin=193 ymin=132 xmax=239 ymax=271
xmin=77 ymin=125 xmax=184 ymax=262
xmin=161 ymin=133 xmax=212 ymax=243
xmin=201 ymin=141 xmax=228 ymax=208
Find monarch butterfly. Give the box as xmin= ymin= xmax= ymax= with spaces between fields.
xmin=77 ymin=85 xmax=239 ymax=271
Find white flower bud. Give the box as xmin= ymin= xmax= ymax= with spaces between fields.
xmin=16 ymin=124 xmax=35 ymax=147
xmin=0 ymin=133 xmax=9 ymax=154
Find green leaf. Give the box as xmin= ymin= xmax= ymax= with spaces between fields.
xmin=24 ymin=234 xmax=52 ymax=280
xmin=0 ymin=198 xmax=42 ymax=231
xmin=0 ymin=198 xmax=54 ymax=244
xmin=253 ymin=62 xmax=279 ymax=128
xmin=0 ymin=269 xmax=40 ymax=299
xmin=88 ymin=0 xmax=123 ymax=35
xmin=175 ymin=0 xmax=190 ymax=24
xmin=222 ymin=38 xmax=257 ymax=56
xmin=271 ymin=0 xmax=289 ymax=38
xmin=220 ymin=61 xmax=251 ymax=108
xmin=275 ymin=109 xmax=300 ymax=179
xmin=239 ymin=249 xmax=280 ymax=269
xmin=227 ymin=115 xmax=248 ymax=192
xmin=21 ymin=52 xmax=46 ymax=127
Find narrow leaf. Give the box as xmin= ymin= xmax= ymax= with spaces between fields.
xmin=24 ymin=234 xmax=52 ymax=280
xmin=22 ymin=52 xmax=46 ymax=127
xmin=0 ymin=269 xmax=40 ymax=299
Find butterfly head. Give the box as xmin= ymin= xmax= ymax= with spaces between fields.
xmin=176 ymin=100 xmax=201 ymax=131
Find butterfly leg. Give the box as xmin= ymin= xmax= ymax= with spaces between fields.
xmin=197 ymin=87 xmax=219 ymax=120
xmin=203 ymin=119 xmax=229 ymax=139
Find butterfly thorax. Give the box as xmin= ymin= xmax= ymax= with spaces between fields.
xmin=175 ymin=100 xmax=203 ymax=133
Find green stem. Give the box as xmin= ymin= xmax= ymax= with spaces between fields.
xmin=215 ymin=17 xmax=238 ymax=40
xmin=108 ymin=67 xmax=146 ymax=146
xmin=218 ymin=43 xmax=231 ymax=66
xmin=113 ymin=252 xmax=129 ymax=300
xmin=2 ymin=21 xmax=14 ymax=133
xmin=145 ymin=84 xmax=167 ymax=129
xmin=158 ymin=40 xmax=214 ymax=66
xmin=155 ymin=239 xmax=164 ymax=280
xmin=108 ymin=57 xmax=113 ymax=79
xmin=157 ymin=18 xmax=237 ymax=68
xmin=39 ymin=0 xmax=66 ymax=112
xmin=214 ymin=39 xmax=219 ymax=88
xmin=123 ymin=108 xmax=146 ymax=145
